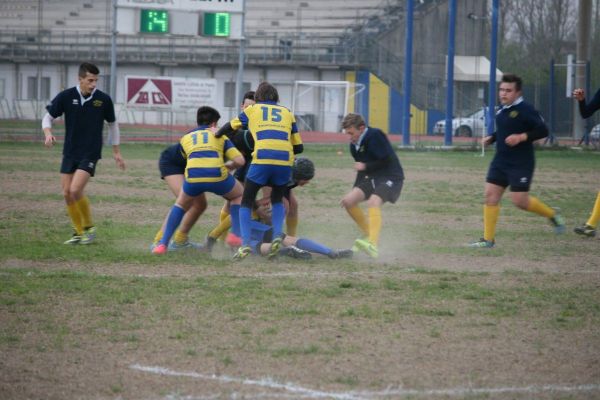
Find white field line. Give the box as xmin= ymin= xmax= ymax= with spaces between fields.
xmin=130 ymin=364 xmax=600 ymax=399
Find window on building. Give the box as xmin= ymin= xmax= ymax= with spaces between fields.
xmin=0 ymin=79 xmax=5 ymax=99
xmin=41 ymin=77 xmax=50 ymax=100
xmin=27 ymin=76 xmax=37 ymax=100
xmin=27 ymin=77 xmax=51 ymax=100
xmin=224 ymin=81 xmax=251 ymax=108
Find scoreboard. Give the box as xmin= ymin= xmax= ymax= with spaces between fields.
xmin=116 ymin=0 xmax=243 ymax=38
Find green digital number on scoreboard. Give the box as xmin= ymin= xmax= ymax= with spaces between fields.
xmin=140 ymin=9 xmax=169 ymax=34
xmin=202 ymin=13 xmax=230 ymax=37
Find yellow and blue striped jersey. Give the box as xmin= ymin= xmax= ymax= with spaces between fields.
xmin=230 ymin=101 xmax=302 ymax=166
xmin=180 ymin=126 xmax=242 ymax=183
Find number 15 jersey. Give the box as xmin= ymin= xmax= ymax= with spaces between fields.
xmin=229 ymin=101 xmax=302 ymax=167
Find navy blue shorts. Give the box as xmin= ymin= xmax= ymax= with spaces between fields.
xmin=159 ymin=150 xmax=185 ymax=179
xmin=354 ymin=176 xmax=403 ymax=204
xmin=486 ymin=159 xmax=534 ymax=192
xmin=182 ymin=174 xmax=236 ymax=197
xmin=60 ymin=157 xmax=97 ymax=176
xmin=246 ymin=164 xmax=292 ymax=186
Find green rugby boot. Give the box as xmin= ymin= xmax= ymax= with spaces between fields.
xmin=353 ymin=238 xmax=378 ymax=258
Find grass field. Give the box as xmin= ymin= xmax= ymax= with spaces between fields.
xmin=1 ymin=142 xmax=599 ymax=399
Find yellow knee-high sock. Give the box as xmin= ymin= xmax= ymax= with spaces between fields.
xmin=210 ymin=215 xmax=232 ymax=239
xmin=286 ymin=215 xmax=298 ymax=236
xmin=66 ymin=203 xmax=84 ymax=235
xmin=367 ymin=207 xmax=382 ymax=246
xmin=586 ymin=191 xmax=600 ymax=228
xmin=76 ymin=196 xmax=93 ymax=228
xmin=219 ymin=206 xmax=228 ymax=222
xmin=153 ymin=229 xmax=163 ymax=245
xmin=526 ymin=196 xmax=554 ymax=218
xmin=173 ymin=230 xmax=188 ymax=245
xmin=347 ymin=206 xmax=369 ymax=237
xmin=218 ymin=207 xmax=230 ymax=240
xmin=483 ymin=204 xmax=500 ymax=242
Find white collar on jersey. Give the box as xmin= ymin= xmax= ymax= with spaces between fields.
xmin=354 ymin=127 xmax=369 ymax=150
xmin=499 ymin=96 xmax=524 ymax=113
xmin=76 ymin=85 xmax=97 ymax=106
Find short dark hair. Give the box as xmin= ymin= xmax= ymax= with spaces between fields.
xmin=196 ymin=106 xmax=221 ymax=126
xmin=79 ymin=62 xmax=100 ymax=77
xmin=242 ymin=90 xmax=255 ymax=102
xmin=501 ymin=74 xmax=522 ymax=91
xmin=341 ymin=113 xmax=366 ymax=130
xmin=254 ymin=82 xmax=279 ymax=102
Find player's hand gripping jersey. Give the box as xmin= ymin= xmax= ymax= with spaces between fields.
xmin=180 ymin=127 xmax=242 ymax=183
xmin=229 ymin=102 xmax=302 ymax=167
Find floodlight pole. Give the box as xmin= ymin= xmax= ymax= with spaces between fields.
xmin=486 ymin=0 xmax=498 ymax=136
xmin=110 ymin=0 xmax=118 ymax=99
xmin=444 ymin=0 xmax=456 ymax=147
xmin=234 ymin=0 xmax=246 ymax=112
xmin=401 ymin=0 xmax=414 ymax=146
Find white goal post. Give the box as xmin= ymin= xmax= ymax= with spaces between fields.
xmin=292 ymin=80 xmax=365 ymax=132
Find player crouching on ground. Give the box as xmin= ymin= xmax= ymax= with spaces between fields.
xmin=203 ymin=157 xmax=317 ymax=253
xmin=238 ymin=218 xmax=354 ymax=261
xmin=339 ymin=113 xmax=405 ymax=259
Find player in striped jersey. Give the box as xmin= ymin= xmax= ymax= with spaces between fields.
xmin=216 ymin=82 xmax=304 ymax=260
xmin=152 ymin=106 xmax=245 ymax=255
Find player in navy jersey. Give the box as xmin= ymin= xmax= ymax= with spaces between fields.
xmin=216 ymin=82 xmax=303 ymax=260
xmin=42 ymin=62 xmax=126 ymax=245
xmin=572 ymin=87 xmax=600 ymax=237
xmin=339 ymin=113 xmax=404 ymax=259
xmin=470 ymin=74 xmax=565 ymax=248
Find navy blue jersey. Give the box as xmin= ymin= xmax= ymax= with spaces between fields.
xmin=46 ymin=87 xmax=116 ymax=160
xmin=578 ymin=88 xmax=600 ymax=119
xmin=493 ymin=100 xmax=548 ymax=163
xmin=349 ymin=127 xmax=404 ymax=180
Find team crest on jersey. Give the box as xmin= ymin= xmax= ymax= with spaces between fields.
xmin=93 ymin=100 xmax=103 ymax=107
xmin=72 ymin=99 xmax=79 ymax=105
xmin=386 ymin=180 xmax=393 ymax=187
xmin=509 ymin=110 xmax=519 ymax=118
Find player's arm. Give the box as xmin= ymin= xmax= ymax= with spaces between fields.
xmin=105 ymin=97 xmax=126 ymax=170
xmin=107 ymin=121 xmax=126 ymax=170
xmin=41 ymin=113 xmax=56 ymax=147
xmin=290 ymin=117 xmax=303 ymax=154
xmin=505 ymin=109 xmax=548 ymax=146
xmin=482 ymin=132 xmax=496 ymax=146
xmin=361 ymin=133 xmax=392 ymax=172
xmin=216 ymin=112 xmax=247 ymax=138
xmin=577 ymin=88 xmax=600 ymax=119
xmin=43 ymin=92 xmax=65 ymax=147
xmin=223 ymin=139 xmax=245 ymax=170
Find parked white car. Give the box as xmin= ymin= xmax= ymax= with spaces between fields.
xmin=433 ymin=108 xmax=489 ymax=137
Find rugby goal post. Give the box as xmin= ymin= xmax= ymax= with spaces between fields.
xmin=292 ymin=81 xmax=365 ymax=132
